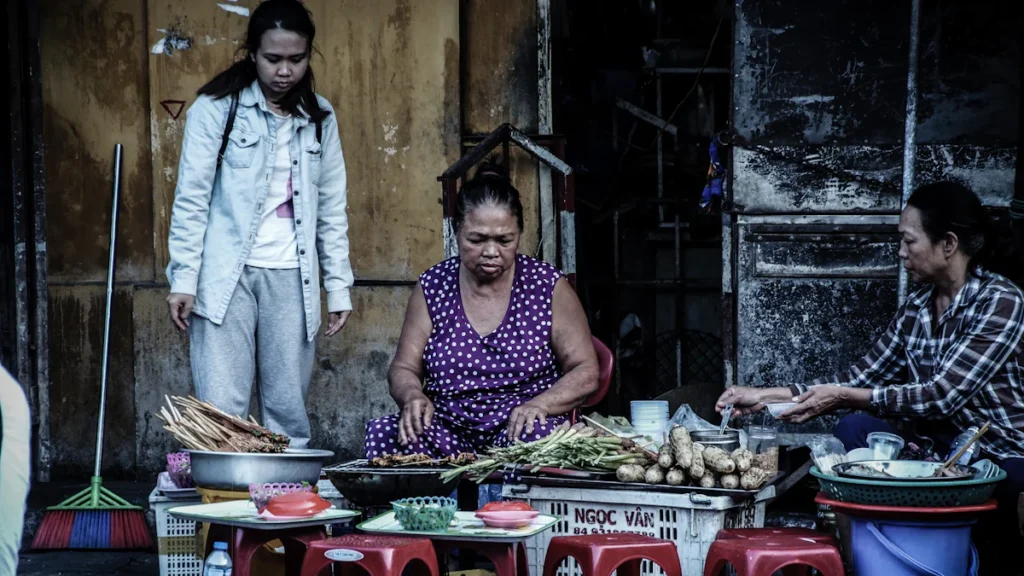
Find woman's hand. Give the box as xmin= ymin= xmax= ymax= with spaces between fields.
xmin=507 ymin=400 xmax=550 ymax=441
xmin=716 ymin=386 xmax=768 ymax=417
xmin=398 ymin=392 xmax=435 ymax=446
xmin=326 ymin=311 xmax=351 ymax=337
xmin=167 ymin=293 xmax=195 ymax=332
xmin=778 ymin=386 xmax=845 ymax=423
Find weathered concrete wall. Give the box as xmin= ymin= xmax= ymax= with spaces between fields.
xmin=463 ymin=0 xmax=543 ymax=257
xmin=729 ymin=0 xmax=1019 ymax=432
xmin=42 ymin=0 xmax=460 ymax=478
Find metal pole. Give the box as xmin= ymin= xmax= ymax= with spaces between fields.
xmin=897 ymin=0 xmax=921 ymax=306
xmin=94 ymin=144 xmax=122 ymax=477
xmin=656 ymin=74 xmax=665 ymax=224
xmin=537 ymin=0 xmax=556 ymax=264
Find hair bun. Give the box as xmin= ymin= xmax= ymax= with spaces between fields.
xmin=474 ymin=158 xmax=509 ymax=181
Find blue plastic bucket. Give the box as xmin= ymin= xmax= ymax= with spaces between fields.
xmin=846 ymin=516 xmax=979 ymax=576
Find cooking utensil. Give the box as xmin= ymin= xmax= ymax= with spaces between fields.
xmin=832 ymin=460 xmax=977 ymax=483
xmin=940 ymin=421 xmax=989 ymax=473
xmin=719 ymin=404 xmax=734 ymax=434
xmin=187 ymin=448 xmax=333 ymax=490
xmin=324 ymin=459 xmax=461 ymax=507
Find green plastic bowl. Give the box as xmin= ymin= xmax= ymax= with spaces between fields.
xmin=810 ymin=465 xmax=1005 ymax=507
xmin=391 ymin=496 xmax=457 ymax=531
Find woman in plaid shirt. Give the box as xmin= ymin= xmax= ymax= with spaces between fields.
xmin=719 ymin=181 xmax=1024 ymax=573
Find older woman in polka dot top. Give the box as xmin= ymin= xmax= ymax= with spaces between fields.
xmin=364 ymin=161 xmax=600 ymax=459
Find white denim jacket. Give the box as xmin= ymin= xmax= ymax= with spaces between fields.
xmin=166 ymin=81 xmax=353 ymax=341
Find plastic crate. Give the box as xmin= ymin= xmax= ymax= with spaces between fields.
xmin=150 ymin=488 xmax=204 ymax=576
xmin=501 ymin=484 xmax=774 ymax=576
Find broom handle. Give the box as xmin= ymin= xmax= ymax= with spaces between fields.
xmin=94 ymin=144 xmax=122 ymax=478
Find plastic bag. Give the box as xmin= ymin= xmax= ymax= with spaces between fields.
xmin=585 ymin=412 xmax=664 ymax=450
xmin=805 ymin=435 xmax=848 ymax=474
xmin=668 ymin=404 xmax=716 ymax=432
xmin=668 ymin=404 xmax=748 ymax=447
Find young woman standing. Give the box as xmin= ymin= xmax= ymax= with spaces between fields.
xmin=166 ymin=0 xmax=353 ymax=448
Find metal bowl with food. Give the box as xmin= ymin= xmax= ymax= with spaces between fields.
xmin=689 ymin=429 xmax=740 ymax=453
xmin=324 ymin=459 xmax=463 ymax=508
xmin=831 ymin=460 xmax=977 ymax=483
xmin=187 ymin=448 xmax=334 ymax=490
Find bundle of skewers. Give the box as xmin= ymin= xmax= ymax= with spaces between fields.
xmin=155 ymin=395 xmax=290 ymax=453
xmin=440 ymin=422 xmax=654 ymax=483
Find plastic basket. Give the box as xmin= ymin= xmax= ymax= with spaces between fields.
xmin=503 ymin=484 xmax=773 ymax=576
xmin=810 ymin=466 xmax=1005 ymax=507
xmin=392 ymin=496 xmax=457 ymax=531
xmin=150 ymin=488 xmax=203 ymax=576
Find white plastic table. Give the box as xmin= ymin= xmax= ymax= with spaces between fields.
xmin=168 ymin=499 xmax=360 ymax=530
xmin=358 ymin=511 xmax=559 ymax=576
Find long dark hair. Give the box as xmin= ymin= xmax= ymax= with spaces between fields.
xmin=197 ymin=0 xmax=327 ymax=122
xmin=454 ymin=159 xmax=525 ymax=234
xmin=907 ymin=181 xmax=1016 ymax=279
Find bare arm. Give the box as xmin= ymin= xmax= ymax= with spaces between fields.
xmin=387 ymin=283 xmax=435 ymax=444
xmin=507 ymin=278 xmax=599 ymax=439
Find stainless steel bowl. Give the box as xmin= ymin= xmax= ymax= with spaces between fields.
xmin=690 ymin=429 xmax=740 ymax=453
xmin=186 ymin=448 xmax=334 ymax=490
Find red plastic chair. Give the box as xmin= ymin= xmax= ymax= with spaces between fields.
xmin=703 ymin=537 xmax=845 ymax=576
xmin=299 ymin=534 xmax=439 ymax=576
xmin=570 ymin=336 xmax=614 ymax=424
xmin=543 ymin=534 xmax=682 ymax=576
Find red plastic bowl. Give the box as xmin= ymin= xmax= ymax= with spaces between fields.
xmin=265 ymin=492 xmax=331 ymax=518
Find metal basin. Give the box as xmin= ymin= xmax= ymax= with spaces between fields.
xmin=832 ymin=460 xmax=978 ymax=483
xmin=324 ymin=460 xmax=461 ymax=507
xmin=187 ymin=448 xmax=334 ymax=491
xmin=690 ymin=429 xmax=740 ymax=453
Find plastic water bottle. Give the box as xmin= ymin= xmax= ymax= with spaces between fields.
xmin=946 ymin=427 xmax=980 ymax=466
xmin=204 ymin=541 xmax=232 ymax=576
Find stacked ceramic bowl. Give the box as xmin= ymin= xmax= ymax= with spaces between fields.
xmin=631 ymin=400 xmax=669 ymax=439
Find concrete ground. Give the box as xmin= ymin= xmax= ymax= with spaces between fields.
xmin=18 ymin=550 xmax=159 ymax=576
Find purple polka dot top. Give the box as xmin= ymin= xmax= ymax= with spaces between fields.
xmin=420 ymin=254 xmax=564 ymax=427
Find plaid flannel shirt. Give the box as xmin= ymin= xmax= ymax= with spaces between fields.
xmin=795 ymin=270 xmax=1024 ymax=459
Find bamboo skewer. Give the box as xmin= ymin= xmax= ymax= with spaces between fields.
xmin=940 ymin=421 xmax=990 ymax=472
xmin=155 ymin=395 xmax=289 ymax=453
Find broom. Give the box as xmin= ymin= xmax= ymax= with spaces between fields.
xmin=32 ymin=144 xmax=153 ymax=550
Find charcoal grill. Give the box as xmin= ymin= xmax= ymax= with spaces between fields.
xmin=323 ymin=459 xmax=461 ymax=507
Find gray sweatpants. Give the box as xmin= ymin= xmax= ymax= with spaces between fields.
xmin=189 ymin=266 xmax=314 ymax=448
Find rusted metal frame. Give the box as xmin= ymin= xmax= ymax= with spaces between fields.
xmin=897 ymin=0 xmax=922 ymax=307
xmin=23 ymin=0 xmax=49 ymax=481
xmin=5 ymin=0 xmax=31 ymax=388
xmin=722 ymin=1 xmax=740 ymax=389
xmin=654 ymin=67 xmax=731 ymax=75
xmin=440 ymin=125 xmax=573 ymax=265
xmin=615 ymin=98 xmax=679 ymax=137
xmin=538 ymin=0 xmax=555 ymax=265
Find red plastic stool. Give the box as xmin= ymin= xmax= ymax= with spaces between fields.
xmin=717 ymin=527 xmax=836 ymax=546
xmin=703 ymin=537 xmax=845 ymax=576
xmin=433 ymin=540 xmax=529 ymax=576
xmin=299 ymin=534 xmax=439 ymax=576
xmin=204 ymin=524 xmax=326 ymax=576
xmin=543 ymin=534 xmax=682 ymax=576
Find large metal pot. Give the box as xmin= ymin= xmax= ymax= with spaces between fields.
xmin=187 ymin=448 xmax=334 ymax=491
